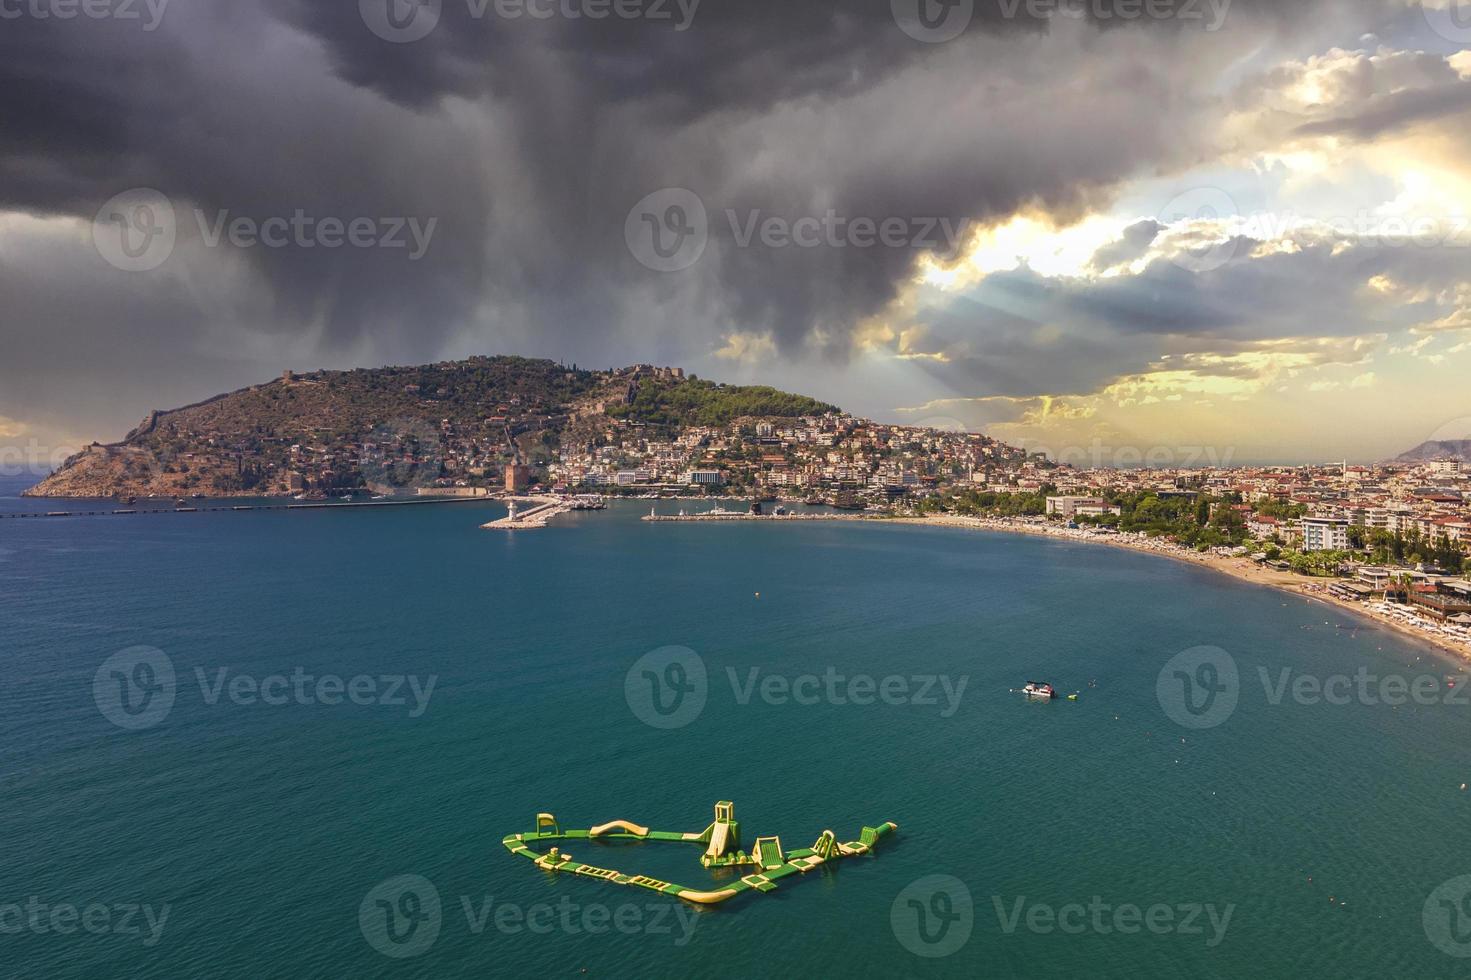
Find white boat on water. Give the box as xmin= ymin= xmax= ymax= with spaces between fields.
xmin=1022 ymin=681 xmax=1057 ymax=700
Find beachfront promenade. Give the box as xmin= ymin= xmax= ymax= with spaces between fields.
xmin=643 ymin=513 xmax=870 ymax=523
xmin=645 ymin=510 xmax=1471 ymax=659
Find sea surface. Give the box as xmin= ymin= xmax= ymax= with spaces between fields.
xmin=4 ymin=476 xmax=1471 ymax=978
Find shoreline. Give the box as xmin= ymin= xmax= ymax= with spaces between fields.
xmin=887 ymin=515 xmax=1471 ymax=667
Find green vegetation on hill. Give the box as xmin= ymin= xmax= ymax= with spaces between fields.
xmin=607 ymin=378 xmax=838 ymax=429
xmin=26 ymin=356 xmax=848 ymax=498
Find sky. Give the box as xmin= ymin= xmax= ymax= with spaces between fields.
xmin=2 ymin=0 xmax=1470 ymax=467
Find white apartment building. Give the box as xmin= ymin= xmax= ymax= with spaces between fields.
xmin=1301 ymin=516 xmax=1350 ymax=552
xmin=1046 ymin=496 xmax=1107 ymax=518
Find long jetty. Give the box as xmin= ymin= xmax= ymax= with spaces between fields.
xmin=480 ymin=496 xmax=575 ymax=530
xmin=0 ymin=496 xmax=499 ymax=520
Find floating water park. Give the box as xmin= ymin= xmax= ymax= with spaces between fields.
xmin=501 ymin=801 xmax=898 ymax=905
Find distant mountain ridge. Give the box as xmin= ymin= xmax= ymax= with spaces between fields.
xmin=24 ymin=356 xmax=841 ymax=498
xmin=1394 ymin=439 xmax=1471 ymax=464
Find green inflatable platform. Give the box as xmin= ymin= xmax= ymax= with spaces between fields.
xmin=501 ymin=801 xmax=897 ymax=905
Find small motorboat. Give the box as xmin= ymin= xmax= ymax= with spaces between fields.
xmin=1022 ymin=681 xmax=1057 ymax=700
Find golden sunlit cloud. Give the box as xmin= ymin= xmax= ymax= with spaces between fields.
xmin=713 ymin=331 xmax=778 ymax=363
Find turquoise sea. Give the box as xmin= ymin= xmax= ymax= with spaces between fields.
xmin=4 ymin=476 xmax=1471 ymax=978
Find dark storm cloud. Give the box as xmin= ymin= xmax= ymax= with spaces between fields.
xmin=1089 ymin=219 xmax=1160 ymax=271
xmin=1293 ymin=79 xmax=1471 ymax=139
xmin=276 ymin=1 xmax=982 ymax=112
xmin=0 ymin=0 xmax=1407 ymax=440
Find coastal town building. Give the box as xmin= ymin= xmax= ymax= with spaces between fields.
xmin=504 ymin=462 xmax=530 ymax=492
xmin=1301 ymin=517 xmax=1350 ymax=552
xmin=1045 ymin=496 xmax=1107 ymax=518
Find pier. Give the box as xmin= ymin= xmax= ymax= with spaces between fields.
xmin=480 ymin=496 xmax=575 ymax=530
xmin=0 ymin=495 xmax=503 ymax=520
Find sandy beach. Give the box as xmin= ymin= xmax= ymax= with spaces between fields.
xmin=890 ymin=515 xmax=1471 ymax=666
